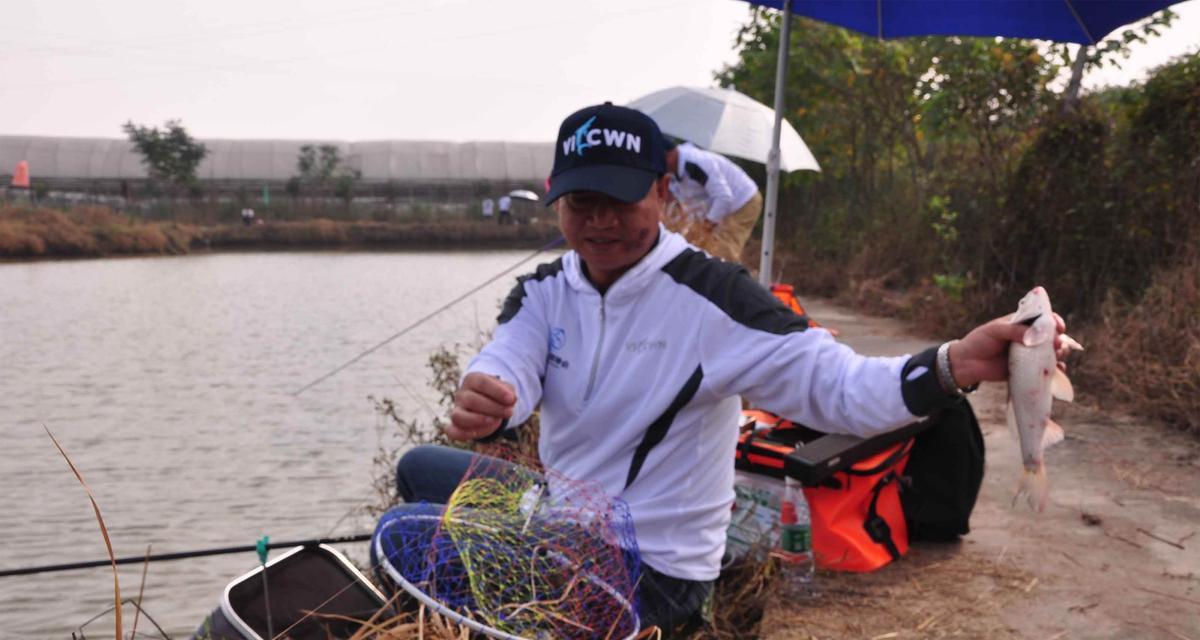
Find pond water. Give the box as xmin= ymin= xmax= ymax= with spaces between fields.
xmin=0 ymin=250 xmax=551 ymax=637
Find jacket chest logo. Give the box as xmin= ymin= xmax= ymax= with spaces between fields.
xmin=548 ymin=327 xmax=570 ymax=369
xmin=625 ymin=338 xmax=667 ymax=354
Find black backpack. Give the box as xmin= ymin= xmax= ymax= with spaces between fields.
xmin=899 ymin=397 xmax=986 ymax=541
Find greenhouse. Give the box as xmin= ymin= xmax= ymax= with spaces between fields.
xmin=0 ymin=135 xmax=554 ymax=190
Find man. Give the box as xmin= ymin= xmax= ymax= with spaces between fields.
xmin=497 ymin=193 xmax=513 ymax=225
xmin=663 ymin=139 xmax=763 ymax=263
xmin=481 ymin=197 xmax=495 ymax=219
xmin=390 ymin=103 xmax=1069 ymax=636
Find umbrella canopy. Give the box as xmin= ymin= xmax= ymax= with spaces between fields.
xmin=741 ymin=0 xmax=1184 ymax=286
xmin=507 ymin=189 xmax=540 ymax=202
xmin=749 ymin=0 xmax=1180 ymax=45
xmin=627 ymin=86 xmax=820 ymax=173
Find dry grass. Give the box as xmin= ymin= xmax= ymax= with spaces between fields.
xmin=762 ymin=545 xmax=1034 ymax=639
xmin=0 ymin=204 xmax=198 ymax=257
xmin=44 ymin=426 xmax=123 ymax=639
xmin=1073 ymin=239 xmax=1200 ymax=433
xmin=0 ymin=204 xmax=562 ymax=259
xmin=694 ymin=558 xmax=774 ymax=640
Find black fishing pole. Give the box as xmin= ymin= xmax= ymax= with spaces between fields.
xmin=0 ymin=532 xmax=372 ymax=578
xmin=291 ymin=235 xmax=566 ymax=396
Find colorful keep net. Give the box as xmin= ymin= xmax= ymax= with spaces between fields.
xmin=374 ymin=454 xmax=641 ymax=639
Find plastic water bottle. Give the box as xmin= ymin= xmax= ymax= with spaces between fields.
xmin=775 ymin=477 xmax=815 ymax=598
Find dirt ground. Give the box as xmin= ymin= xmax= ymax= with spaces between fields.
xmin=761 ymin=298 xmax=1200 ymax=640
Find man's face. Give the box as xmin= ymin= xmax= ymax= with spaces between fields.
xmin=555 ymin=175 xmax=670 ymax=289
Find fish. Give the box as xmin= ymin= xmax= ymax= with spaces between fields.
xmin=1007 ymin=286 xmax=1084 ymax=511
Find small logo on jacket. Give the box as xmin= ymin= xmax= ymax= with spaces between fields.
xmin=548 ymin=327 xmax=570 ymax=369
xmin=549 ymin=327 xmax=566 ymax=351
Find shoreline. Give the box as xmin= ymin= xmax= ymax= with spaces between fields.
xmin=0 ymin=207 xmax=563 ymax=262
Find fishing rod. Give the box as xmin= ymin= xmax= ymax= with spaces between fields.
xmin=291 ymin=235 xmax=566 ymax=396
xmin=0 ymin=532 xmax=372 ymax=578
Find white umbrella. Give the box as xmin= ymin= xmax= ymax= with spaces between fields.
xmin=507 ymin=189 xmax=540 ymax=202
xmin=627 ymin=86 xmax=820 ymax=173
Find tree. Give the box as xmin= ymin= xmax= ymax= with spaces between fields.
xmin=123 ymin=120 xmax=209 ymax=192
xmin=294 ymin=144 xmax=361 ymax=201
xmin=1055 ymin=8 xmax=1177 ymax=108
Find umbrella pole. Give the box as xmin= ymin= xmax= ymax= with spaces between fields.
xmin=759 ymin=0 xmax=792 ymax=288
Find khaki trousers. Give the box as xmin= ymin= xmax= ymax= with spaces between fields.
xmin=686 ymin=191 xmax=763 ymax=263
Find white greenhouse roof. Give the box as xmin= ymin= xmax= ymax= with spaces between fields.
xmin=0 ymin=135 xmax=554 ymax=183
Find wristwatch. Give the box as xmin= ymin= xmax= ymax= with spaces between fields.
xmin=936 ymin=341 xmax=979 ymax=396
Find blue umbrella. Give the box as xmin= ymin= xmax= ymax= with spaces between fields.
xmin=746 ymin=0 xmax=1183 ymax=286
xmin=751 ymin=1 xmax=1180 ymax=44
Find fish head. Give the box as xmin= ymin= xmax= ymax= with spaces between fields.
xmin=1012 ymin=286 xmax=1052 ymax=326
xmin=1012 ymin=286 xmax=1055 ymax=346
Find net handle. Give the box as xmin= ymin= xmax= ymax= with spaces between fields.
xmin=375 ymin=515 xmax=641 ymax=640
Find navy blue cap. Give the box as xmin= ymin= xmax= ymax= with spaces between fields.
xmin=544 ymin=102 xmax=667 ymax=206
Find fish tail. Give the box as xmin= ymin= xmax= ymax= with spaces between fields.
xmin=1014 ymin=464 xmax=1049 ymax=512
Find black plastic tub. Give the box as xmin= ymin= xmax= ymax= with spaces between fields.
xmin=193 ymin=544 xmax=389 ymax=640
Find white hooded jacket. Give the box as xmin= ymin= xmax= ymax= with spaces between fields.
xmin=467 ymin=226 xmax=952 ymax=581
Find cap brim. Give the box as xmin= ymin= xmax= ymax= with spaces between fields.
xmin=543 ymin=165 xmax=658 ymax=207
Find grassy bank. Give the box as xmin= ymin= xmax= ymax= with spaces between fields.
xmin=0 ymin=205 xmax=197 ymax=258
xmin=0 ymin=205 xmax=561 ymax=259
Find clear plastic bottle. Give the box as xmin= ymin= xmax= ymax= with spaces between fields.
xmin=775 ymin=476 xmax=815 ymax=598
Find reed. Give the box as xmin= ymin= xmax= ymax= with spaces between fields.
xmin=44 ymin=426 xmax=123 ymax=639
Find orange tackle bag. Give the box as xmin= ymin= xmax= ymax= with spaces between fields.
xmin=735 ymin=412 xmax=914 ymax=572
xmin=801 ymin=439 xmax=913 ymax=572
xmin=735 ymin=398 xmax=983 ymax=573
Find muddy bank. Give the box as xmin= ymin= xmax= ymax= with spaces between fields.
xmin=762 ymin=298 xmax=1200 ymax=639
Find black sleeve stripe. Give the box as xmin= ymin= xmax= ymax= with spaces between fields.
xmin=683 ymin=161 xmax=709 ymax=186
xmin=900 ymin=345 xmax=956 ymax=417
xmin=660 ymin=248 xmax=810 ymax=335
xmin=496 ymin=257 xmax=565 ymax=325
xmin=624 ymin=365 xmax=705 ymax=490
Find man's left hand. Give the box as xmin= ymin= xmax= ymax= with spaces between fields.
xmin=948 ymin=313 xmax=1072 ymax=388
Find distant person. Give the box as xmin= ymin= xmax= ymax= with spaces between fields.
xmin=497 ymin=194 xmax=513 ymax=225
xmin=240 ymin=207 xmax=256 ymax=226
xmin=663 ymin=140 xmax=762 ymax=264
xmin=482 ymin=198 xmax=496 ymax=220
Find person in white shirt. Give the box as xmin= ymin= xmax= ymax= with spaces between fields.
xmin=664 ymin=140 xmax=762 ymax=263
xmin=374 ymin=103 xmax=1073 ymax=638
xmin=481 ymin=198 xmax=495 ymax=219
xmin=497 ymin=194 xmax=513 ymax=225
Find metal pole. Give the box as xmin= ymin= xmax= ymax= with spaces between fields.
xmin=759 ymin=0 xmax=793 ymax=288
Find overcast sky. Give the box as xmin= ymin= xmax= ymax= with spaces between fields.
xmin=2 ymin=0 xmax=1197 ymax=143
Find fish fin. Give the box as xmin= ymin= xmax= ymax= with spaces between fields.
xmin=1051 ymin=368 xmax=1075 ymax=402
xmin=1022 ymin=321 xmax=1055 ymax=347
xmin=1060 ymin=333 xmax=1085 ymax=351
xmin=1014 ymin=465 xmax=1050 ymax=512
xmin=1042 ymin=418 xmax=1065 ymax=449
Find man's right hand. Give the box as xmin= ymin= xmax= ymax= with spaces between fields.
xmin=446 ymin=372 xmax=517 ymax=441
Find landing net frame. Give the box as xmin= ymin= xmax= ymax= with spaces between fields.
xmin=375 ymin=512 xmax=641 ymax=640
